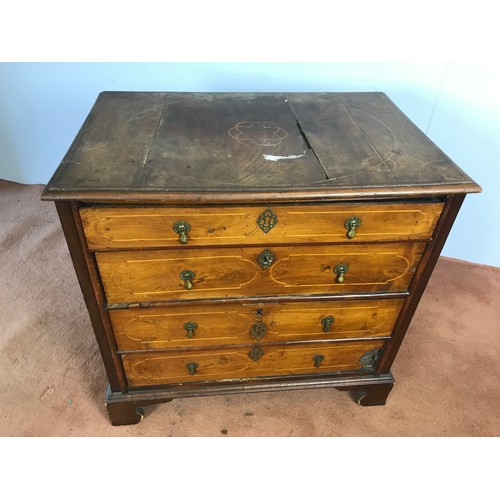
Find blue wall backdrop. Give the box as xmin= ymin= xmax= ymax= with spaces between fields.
xmin=0 ymin=62 xmax=498 ymax=266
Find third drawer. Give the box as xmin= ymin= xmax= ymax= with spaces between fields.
xmin=110 ymin=298 xmax=404 ymax=351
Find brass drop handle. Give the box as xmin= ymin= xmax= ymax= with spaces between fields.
xmin=185 ymin=362 xmax=199 ymax=375
xmin=334 ymin=263 xmax=349 ymax=283
xmin=313 ymin=354 xmax=325 ymax=368
xmin=184 ymin=321 xmax=198 ymax=338
xmin=250 ymin=308 xmax=267 ymax=340
xmin=321 ymin=315 xmax=335 ymax=332
xmin=173 ymin=220 xmax=191 ymax=244
xmin=344 ymin=216 xmax=362 ymax=239
xmin=180 ymin=270 xmax=195 ymax=290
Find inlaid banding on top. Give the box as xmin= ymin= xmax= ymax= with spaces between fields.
xmin=228 ymin=121 xmax=288 ymax=146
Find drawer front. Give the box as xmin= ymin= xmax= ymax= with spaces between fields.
xmin=122 ymin=340 xmax=385 ymax=386
xmin=81 ymin=202 xmax=443 ymax=250
xmin=96 ymin=243 xmax=425 ymax=303
xmin=111 ymin=299 xmax=403 ymax=350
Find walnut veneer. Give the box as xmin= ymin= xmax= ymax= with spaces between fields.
xmin=42 ymin=92 xmax=481 ymax=425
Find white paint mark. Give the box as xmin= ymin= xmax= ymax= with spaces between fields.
xmin=263 ymin=152 xmax=306 ymax=161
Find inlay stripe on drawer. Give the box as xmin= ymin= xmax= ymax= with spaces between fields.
xmin=81 ymin=202 xmax=444 ymax=250
xmin=110 ymin=299 xmax=404 ymax=350
xmin=122 ymin=340 xmax=386 ymax=387
xmin=96 ymin=243 xmax=425 ymax=303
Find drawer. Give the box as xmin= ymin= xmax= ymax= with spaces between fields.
xmin=122 ymin=340 xmax=386 ymax=387
xmin=81 ymin=201 xmax=443 ymax=250
xmin=96 ymin=243 xmax=425 ymax=303
xmin=111 ymin=299 xmax=403 ymax=350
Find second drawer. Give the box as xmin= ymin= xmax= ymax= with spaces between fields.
xmin=111 ymin=299 xmax=403 ymax=350
xmin=97 ymin=243 xmax=425 ymax=303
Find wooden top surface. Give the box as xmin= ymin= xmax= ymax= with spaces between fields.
xmin=42 ymin=92 xmax=481 ymax=202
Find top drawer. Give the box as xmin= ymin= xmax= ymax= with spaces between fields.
xmin=80 ymin=201 xmax=444 ymax=250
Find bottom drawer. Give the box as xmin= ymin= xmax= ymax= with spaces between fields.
xmin=122 ymin=340 xmax=385 ymax=387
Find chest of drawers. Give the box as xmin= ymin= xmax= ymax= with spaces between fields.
xmin=41 ymin=91 xmax=481 ymax=425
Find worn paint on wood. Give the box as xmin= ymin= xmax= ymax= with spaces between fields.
xmin=41 ymin=92 xmax=481 ymax=202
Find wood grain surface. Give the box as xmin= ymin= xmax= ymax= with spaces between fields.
xmin=37 ymin=92 xmax=482 ymax=425
xmin=96 ymin=243 xmax=425 ymax=303
xmin=81 ymin=201 xmax=443 ymax=250
xmin=121 ymin=339 xmax=385 ymax=386
xmin=41 ymin=92 xmax=481 ymax=203
xmin=110 ymin=298 xmax=403 ymax=350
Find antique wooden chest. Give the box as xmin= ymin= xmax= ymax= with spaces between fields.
xmin=41 ymin=92 xmax=481 ymax=425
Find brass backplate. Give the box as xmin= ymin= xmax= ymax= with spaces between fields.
xmin=257 ymin=208 xmax=278 ymax=234
xmin=256 ymin=248 xmax=275 ymax=269
xmin=250 ymin=321 xmax=267 ymax=340
xmin=248 ymin=346 xmax=264 ymax=361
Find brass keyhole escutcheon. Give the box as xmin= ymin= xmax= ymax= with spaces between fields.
xmin=173 ymin=220 xmax=191 ymax=244
xmin=256 ymin=248 xmax=275 ymax=269
xmin=180 ymin=270 xmax=195 ymax=290
xmin=334 ymin=263 xmax=349 ymax=283
xmin=313 ymin=354 xmax=325 ymax=368
xmin=257 ymin=207 xmax=278 ymax=234
xmin=344 ymin=216 xmax=362 ymax=239
xmin=321 ymin=315 xmax=335 ymax=332
xmin=250 ymin=321 xmax=267 ymax=341
xmin=248 ymin=346 xmax=264 ymax=362
xmin=184 ymin=321 xmax=198 ymax=338
xmin=185 ymin=362 xmax=199 ymax=375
